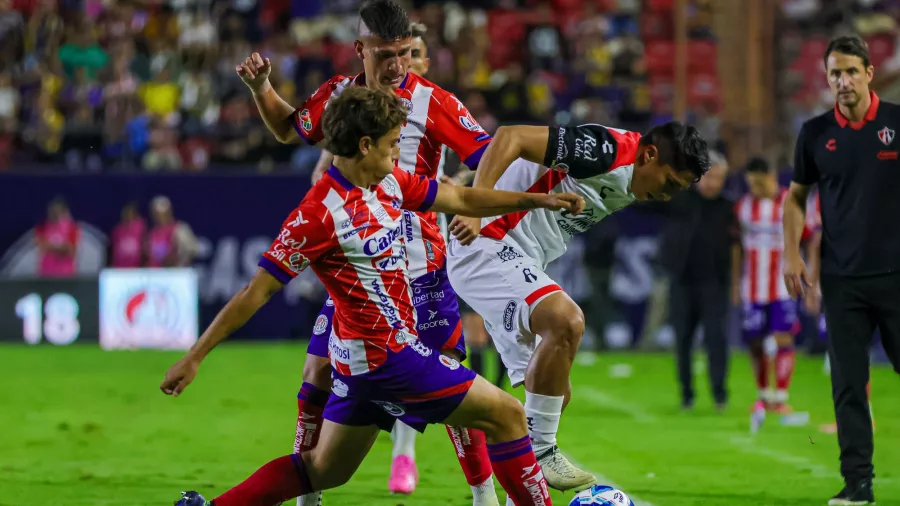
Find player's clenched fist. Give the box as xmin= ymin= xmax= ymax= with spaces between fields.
xmin=236 ymin=52 xmax=272 ymax=92
xmin=537 ymin=192 xmax=585 ymax=214
xmin=160 ymin=355 xmax=201 ymax=397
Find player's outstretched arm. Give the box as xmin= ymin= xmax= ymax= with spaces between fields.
xmin=451 ymin=126 xmax=550 ymax=244
xmin=237 ymin=52 xmax=299 ymax=144
xmin=160 ymin=268 xmax=283 ymax=397
xmin=783 ymin=182 xmax=813 ymax=298
xmin=432 ymin=183 xmax=584 ymax=218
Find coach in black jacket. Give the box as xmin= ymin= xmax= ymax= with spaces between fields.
xmin=660 ymin=152 xmax=737 ymax=410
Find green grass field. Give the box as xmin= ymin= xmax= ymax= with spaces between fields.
xmin=1 ymin=343 xmax=897 ymax=506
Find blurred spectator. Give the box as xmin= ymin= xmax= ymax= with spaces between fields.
xmin=147 ymin=195 xmax=198 ymax=267
xmin=0 ymin=0 xmax=25 ymax=72
xmin=142 ymin=121 xmax=182 ymax=171
xmin=110 ymin=201 xmax=145 ymax=268
xmin=35 ymin=196 xmax=79 ymax=278
xmin=661 ymin=153 xmax=736 ymax=410
xmin=0 ymin=72 xmax=19 ymax=133
xmin=139 ymin=67 xmax=180 ymax=125
xmin=58 ymin=27 xmax=108 ymax=79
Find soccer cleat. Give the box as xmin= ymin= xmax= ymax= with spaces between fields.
xmin=535 ymin=445 xmax=596 ymax=491
xmin=750 ymin=400 xmax=766 ymax=434
xmin=828 ymin=479 xmax=875 ymax=505
xmin=770 ymin=402 xmax=793 ymax=415
xmin=388 ymin=454 xmax=418 ymax=495
xmin=174 ymin=491 xmax=210 ymax=506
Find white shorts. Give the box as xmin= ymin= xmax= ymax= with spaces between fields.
xmin=446 ymin=237 xmax=562 ymax=387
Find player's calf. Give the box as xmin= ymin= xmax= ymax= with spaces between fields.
xmin=444 ymin=376 xmax=552 ymax=506
xmin=772 ymin=332 xmax=796 ymax=412
xmin=295 ymin=354 xmax=331 ymax=453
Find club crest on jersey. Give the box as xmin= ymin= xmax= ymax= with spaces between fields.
xmin=313 ymin=315 xmax=329 ymax=335
xmin=878 ymin=126 xmax=895 ymax=146
xmin=298 ymin=109 xmax=313 ymax=133
xmin=399 ymin=97 xmax=413 ymax=114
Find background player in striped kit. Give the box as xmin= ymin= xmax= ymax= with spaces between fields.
xmin=236 ymin=2 xmax=498 ymax=504
xmin=733 ymin=157 xmax=802 ymax=429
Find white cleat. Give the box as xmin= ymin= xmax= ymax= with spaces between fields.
xmin=536 ymin=445 xmax=597 ymax=491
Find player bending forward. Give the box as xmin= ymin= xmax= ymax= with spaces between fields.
xmin=164 ymin=88 xmax=585 ymax=506
xmin=447 ymin=122 xmax=710 ymax=491
xmin=238 ymin=2 xmax=499 ymax=503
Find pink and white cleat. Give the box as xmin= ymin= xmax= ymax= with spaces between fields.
xmin=388 ymin=455 xmax=418 ymax=495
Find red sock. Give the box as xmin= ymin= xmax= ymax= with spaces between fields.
xmin=213 ymin=454 xmax=313 ymax=506
xmin=446 ymin=425 xmax=493 ymax=486
xmin=774 ymin=346 xmax=796 ymax=393
xmin=866 ymin=381 xmax=871 ymax=398
xmin=749 ymin=345 xmax=769 ymax=394
xmin=487 ymin=435 xmax=552 ymax=506
xmin=295 ymin=382 xmax=329 ymax=453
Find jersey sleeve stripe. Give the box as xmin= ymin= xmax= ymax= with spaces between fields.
xmin=291 ymin=111 xmax=316 ymax=146
xmin=609 ymin=130 xmax=641 ymax=171
xmin=463 ymin=143 xmax=490 ymax=170
xmin=481 ymin=170 xmax=567 ymax=240
xmin=418 ymin=179 xmax=439 ymax=211
xmin=258 ymin=256 xmax=294 ymax=284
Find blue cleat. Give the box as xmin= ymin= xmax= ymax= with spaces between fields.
xmin=174 ymin=491 xmax=210 ymax=506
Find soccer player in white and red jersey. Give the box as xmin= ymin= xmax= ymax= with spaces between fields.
xmin=446 ymin=122 xmax=710 ymax=491
xmin=236 ymin=2 xmax=498 ymax=503
xmin=163 ymin=87 xmax=583 ymax=506
xmin=733 ymin=157 xmax=805 ymax=428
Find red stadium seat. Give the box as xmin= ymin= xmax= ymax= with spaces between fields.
xmin=865 ymin=33 xmax=896 ymax=68
xmin=688 ymin=73 xmax=721 ymax=107
xmin=688 ymin=41 xmax=717 ymax=73
xmin=646 ymin=0 xmax=674 ymax=12
xmin=641 ymin=11 xmax=674 ymax=41
xmin=645 ymin=41 xmax=675 ymax=76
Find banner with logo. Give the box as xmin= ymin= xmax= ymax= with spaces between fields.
xmin=99 ymin=268 xmax=199 ymax=350
xmin=0 ymin=277 xmax=100 ymax=345
xmin=0 ymin=173 xmax=324 ymax=340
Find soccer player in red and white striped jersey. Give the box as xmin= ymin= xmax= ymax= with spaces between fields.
xmin=235 ymin=2 xmax=498 ymax=503
xmin=164 ymin=87 xmax=584 ymax=506
xmin=734 ymin=158 xmax=809 ymax=418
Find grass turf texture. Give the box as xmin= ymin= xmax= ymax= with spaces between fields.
xmin=1 ymin=343 xmax=897 ymax=506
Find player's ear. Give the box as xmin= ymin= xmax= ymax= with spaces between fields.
xmin=354 ymin=40 xmax=365 ymax=61
xmin=359 ymin=136 xmax=373 ymax=156
xmin=423 ymin=57 xmax=431 ymax=73
xmin=641 ymin=144 xmax=658 ymax=165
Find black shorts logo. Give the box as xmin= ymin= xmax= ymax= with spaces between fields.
xmin=503 ymin=301 xmax=517 ymax=332
xmin=497 ymin=245 xmax=523 ymax=263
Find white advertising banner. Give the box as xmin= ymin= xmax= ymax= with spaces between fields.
xmin=99 ymin=268 xmax=199 ymax=350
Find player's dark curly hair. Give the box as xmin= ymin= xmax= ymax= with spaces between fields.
xmin=322 ymin=87 xmax=407 ymax=158
xmin=641 ymin=121 xmax=710 ymax=182
xmin=825 ymin=35 xmax=871 ymax=68
xmin=359 ymin=0 xmax=412 ymax=41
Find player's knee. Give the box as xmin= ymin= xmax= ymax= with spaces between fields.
xmin=547 ymin=310 xmax=585 ymax=353
xmin=487 ymin=392 xmax=528 ymax=440
xmin=305 ymin=450 xmax=353 ymax=490
xmin=302 ymin=354 xmax=332 ymax=390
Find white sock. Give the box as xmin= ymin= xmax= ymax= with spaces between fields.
xmin=297 ymin=492 xmax=322 ymax=506
xmin=524 ymin=390 xmax=564 ymax=455
xmin=391 ymin=421 xmax=417 ymax=459
xmin=471 ymin=476 xmax=498 ymax=506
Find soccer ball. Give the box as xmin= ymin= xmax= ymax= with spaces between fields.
xmin=569 ymin=485 xmax=635 ymax=506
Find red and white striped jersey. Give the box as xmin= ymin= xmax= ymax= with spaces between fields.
xmin=735 ymin=189 xmax=793 ymax=304
xmin=259 ymin=166 xmax=439 ymax=375
xmin=290 ymin=73 xmax=490 ymax=279
xmin=476 ymin=124 xmax=640 ymax=268
xmin=806 ymin=192 xmax=822 ymax=233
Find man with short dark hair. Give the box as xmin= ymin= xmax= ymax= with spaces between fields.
xmin=447 ymin=120 xmax=710 ymax=491
xmin=165 ymin=86 xmax=585 ymax=506
xmin=236 ymin=1 xmax=501 ymax=502
xmin=784 ymin=35 xmax=900 ymax=506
